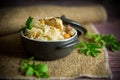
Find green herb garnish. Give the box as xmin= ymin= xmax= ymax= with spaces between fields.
xmin=75 ymin=32 xmax=120 ymax=57
xmin=21 ymin=16 xmax=33 ymax=33
xmin=102 ymin=34 xmax=120 ymax=51
xmin=75 ymin=42 xmax=101 ymax=57
xmin=20 ymin=57 xmax=49 ymax=78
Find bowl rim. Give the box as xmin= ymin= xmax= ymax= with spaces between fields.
xmin=20 ymin=28 xmax=77 ymax=42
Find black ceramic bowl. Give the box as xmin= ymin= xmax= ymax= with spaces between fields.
xmin=21 ymin=28 xmax=78 ymax=61
xmin=20 ymin=16 xmax=87 ymax=61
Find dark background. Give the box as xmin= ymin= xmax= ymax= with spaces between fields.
xmin=0 ymin=0 xmax=120 ymax=19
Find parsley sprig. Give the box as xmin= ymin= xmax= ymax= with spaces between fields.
xmin=21 ymin=16 xmax=33 ymax=33
xmin=20 ymin=57 xmax=49 ymax=78
xmin=75 ymin=32 xmax=120 ymax=57
xmin=101 ymin=34 xmax=120 ymax=51
xmin=75 ymin=42 xmax=101 ymax=57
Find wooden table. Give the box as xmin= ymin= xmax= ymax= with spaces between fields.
xmin=95 ymin=20 xmax=120 ymax=80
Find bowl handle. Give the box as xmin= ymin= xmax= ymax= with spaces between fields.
xmin=56 ymin=39 xmax=79 ymax=49
xmin=60 ymin=15 xmax=87 ymax=35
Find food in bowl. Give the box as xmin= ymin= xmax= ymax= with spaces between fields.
xmin=23 ymin=16 xmax=76 ymax=41
xmin=21 ymin=16 xmax=80 ymax=61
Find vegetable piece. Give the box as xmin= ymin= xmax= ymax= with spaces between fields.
xmin=85 ymin=32 xmax=120 ymax=51
xmin=75 ymin=42 xmax=101 ymax=57
xmin=103 ymin=34 xmax=120 ymax=51
xmin=66 ymin=25 xmax=72 ymax=31
xmin=40 ymin=20 xmax=45 ymax=24
xmin=25 ymin=16 xmax=33 ymax=29
xmin=34 ymin=64 xmax=48 ymax=73
xmin=75 ymin=32 xmax=120 ymax=57
xmin=63 ymin=33 xmax=70 ymax=39
xmin=25 ymin=66 xmax=34 ymax=76
xmin=21 ymin=16 xmax=33 ymax=33
xmin=20 ymin=57 xmax=49 ymax=78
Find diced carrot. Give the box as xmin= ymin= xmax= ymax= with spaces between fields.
xmin=40 ymin=20 xmax=45 ymax=24
xmin=63 ymin=33 xmax=70 ymax=39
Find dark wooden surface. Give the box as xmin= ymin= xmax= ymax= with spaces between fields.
xmin=0 ymin=0 xmax=120 ymax=80
xmin=95 ymin=20 xmax=120 ymax=80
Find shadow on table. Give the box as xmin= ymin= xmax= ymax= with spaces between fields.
xmin=0 ymin=32 xmax=29 ymax=58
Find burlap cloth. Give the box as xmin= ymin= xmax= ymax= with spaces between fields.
xmin=0 ymin=5 xmax=112 ymax=79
